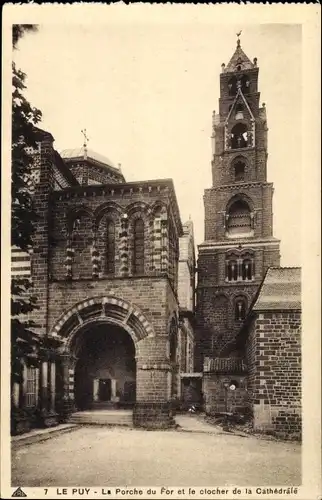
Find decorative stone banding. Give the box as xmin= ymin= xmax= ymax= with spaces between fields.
xmin=51 ymin=296 xmax=156 ymax=344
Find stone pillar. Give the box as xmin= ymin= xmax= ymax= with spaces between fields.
xmin=41 ymin=360 xmax=49 ymax=411
xmin=22 ymin=362 xmax=28 ymax=407
xmin=134 ymin=336 xmax=175 ymax=430
xmin=38 ymin=358 xmax=58 ymax=427
xmin=237 ymin=258 xmax=242 ymax=281
xmin=119 ymin=213 xmax=129 ymax=276
xmin=153 ymin=216 xmax=162 ymax=272
xmin=35 ymin=367 xmax=40 ymax=407
xmin=93 ymin=379 xmax=100 ymax=401
xmin=12 ymin=383 xmax=20 ymax=408
xmin=50 ymin=362 xmax=56 ymax=412
xmin=91 ymin=237 xmax=100 ymax=279
xmin=60 ymin=353 xmax=77 ymax=418
xmin=65 ymin=236 xmax=74 ymax=280
xmin=147 ymin=217 xmax=154 ymax=273
xmin=160 ymin=209 xmax=168 ymax=273
xmin=111 ymin=379 xmax=117 ymax=399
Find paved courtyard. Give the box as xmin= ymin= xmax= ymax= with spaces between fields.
xmin=12 ymin=423 xmax=301 ymax=487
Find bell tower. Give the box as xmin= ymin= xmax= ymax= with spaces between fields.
xmin=196 ymin=36 xmax=280 ymax=369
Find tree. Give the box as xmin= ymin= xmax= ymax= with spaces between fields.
xmin=11 ymin=24 xmax=42 ymax=385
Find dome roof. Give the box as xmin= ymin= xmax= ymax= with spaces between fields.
xmin=60 ymin=147 xmax=118 ymax=170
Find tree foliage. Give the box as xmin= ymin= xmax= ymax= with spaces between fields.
xmin=12 ymin=24 xmax=38 ymax=50
xmin=11 ymin=24 xmax=43 ymax=384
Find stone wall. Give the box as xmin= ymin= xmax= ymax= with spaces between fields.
xmin=178 ymin=221 xmax=195 ymax=312
xmin=246 ymin=311 xmax=302 ymax=440
xmin=48 ymin=182 xmax=181 ymax=294
xmin=203 ymin=374 xmax=248 ymax=414
xmin=195 ymin=283 xmax=258 ymax=368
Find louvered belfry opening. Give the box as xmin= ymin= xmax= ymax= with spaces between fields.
xmin=231 ymin=123 xmax=248 ymax=149
xmin=227 ymin=199 xmax=252 ymax=236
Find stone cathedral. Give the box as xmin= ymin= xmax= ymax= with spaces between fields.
xmin=11 ymin=37 xmax=301 ymax=440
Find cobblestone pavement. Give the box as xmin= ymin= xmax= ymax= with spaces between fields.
xmin=12 ymin=426 xmax=301 ymax=487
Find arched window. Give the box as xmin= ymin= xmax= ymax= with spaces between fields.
xmin=106 ymin=220 xmax=115 ymax=274
xmin=227 ymin=259 xmax=238 ymax=281
xmin=133 ymin=218 xmax=144 ymax=275
xmin=241 ymin=258 xmax=254 ymax=280
xmin=227 ymin=199 xmax=252 ymax=237
xmin=234 ymin=161 xmax=245 ymax=181
xmin=241 ymin=75 xmax=250 ymax=94
xmin=228 ymin=76 xmax=237 ymax=96
xmin=234 ymin=297 xmax=247 ymax=321
xmin=235 ymin=104 xmax=244 ymax=120
xmin=231 ymin=123 xmax=248 ymax=149
xmin=236 ymin=58 xmax=243 ymax=72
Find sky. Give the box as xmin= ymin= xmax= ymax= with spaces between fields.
xmin=12 ymin=19 xmax=303 ymax=267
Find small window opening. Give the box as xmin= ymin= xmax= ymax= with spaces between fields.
xmin=228 ymin=76 xmax=237 ymax=97
xmin=241 ymin=75 xmax=250 ymax=94
xmin=106 ymin=220 xmax=115 ymax=274
xmin=231 ymin=123 xmax=248 ymax=149
xmin=235 ymin=104 xmax=244 ymax=120
xmin=227 ymin=260 xmax=238 ymax=281
xmin=234 ymin=161 xmax=245 ymax=181
xmin=235 ymin=299 xmax=247 ymax=321
xmin=241 ymin=259 xmax=253 ymax=280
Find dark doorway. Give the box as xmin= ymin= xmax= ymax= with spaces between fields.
xmin=73 ymin=323 xmax=136 ymax=410
xmin=99 ymin=379 xmax=111 ymax=401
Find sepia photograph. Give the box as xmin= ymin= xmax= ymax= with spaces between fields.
xmin=1 ymin=4 xmax=321 ymax=500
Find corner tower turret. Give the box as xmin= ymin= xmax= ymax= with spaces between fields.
xmin=196 ymin=37 xmax=280 ymax=369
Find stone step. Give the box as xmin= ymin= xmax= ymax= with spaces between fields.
xmin=11 ymin=424 xmax=80 ymax=449
xmin=69 ymin=411 xmax=133 ymax=427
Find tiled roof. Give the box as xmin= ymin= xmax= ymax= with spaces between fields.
xmin=204 ymin=357 xmax=247 ymax=374
xmin=60 ymin=148 xmax=118 ymax=170
xmin=253 ymin=267 xmax=301 ymax=311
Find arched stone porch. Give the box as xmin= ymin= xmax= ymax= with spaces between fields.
xmin=51 ymin=296 xmax=175 ymax=428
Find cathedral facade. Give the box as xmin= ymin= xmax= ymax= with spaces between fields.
xmin=11 ymin=38 xmax=301 ymax=440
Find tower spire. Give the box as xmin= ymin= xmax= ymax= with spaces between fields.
xmin=81 ymin=128 xmax=89 ymax=160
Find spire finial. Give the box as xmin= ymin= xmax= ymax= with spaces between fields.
xmin=236 ymin=30 xmax=242 ymax=47
xmin=81 ymin=129 xmax=89 ymax=160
